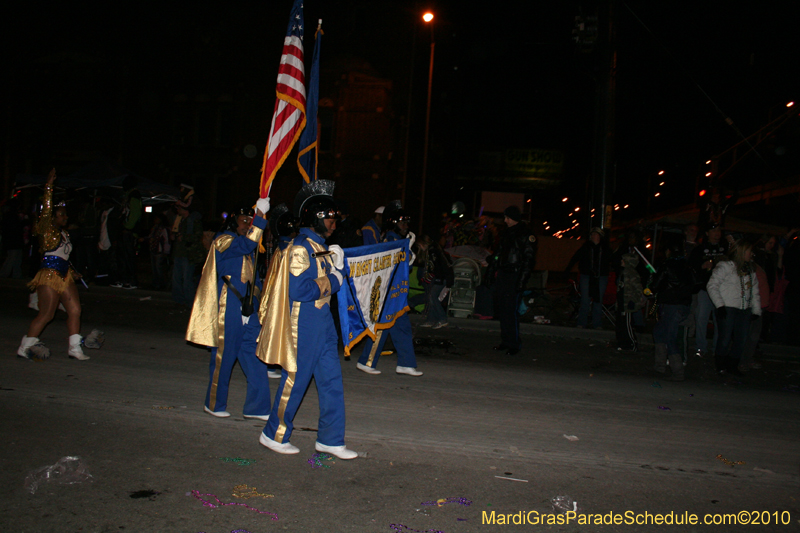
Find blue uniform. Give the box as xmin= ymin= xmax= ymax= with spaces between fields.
xmin=361 ymin=219 xmax=381 ymax=246
xmin=263 ymin=228 xmax=346 ymax=446
xmin=204 ymin=217 xmax=271 ymax=416
xmin=277 ymin=235 xmax=293 ymax=251
xmin=358 ymin=230 xmax=419 ymax=370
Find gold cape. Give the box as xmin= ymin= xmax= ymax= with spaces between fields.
xmin=255 ymin=247 xmax=297 ymax=372
xmin=185 ymin=234 xmax=235 ymax=347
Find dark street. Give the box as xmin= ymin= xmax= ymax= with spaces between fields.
xmin=2 ymin=280 xmax=799 ymax=532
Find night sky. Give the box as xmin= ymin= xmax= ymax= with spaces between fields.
xmin=4 ymin=1 xmax=799 ymax=231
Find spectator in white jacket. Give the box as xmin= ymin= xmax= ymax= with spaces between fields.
xmin=706 ymin=240 xmax=760 ymax=376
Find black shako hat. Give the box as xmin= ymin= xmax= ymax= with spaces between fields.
xmin=293 ymin=179 xmax=339 ymax=229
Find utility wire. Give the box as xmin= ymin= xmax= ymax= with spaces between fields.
xmin=622 ymin=1 xmax=777 ymax=179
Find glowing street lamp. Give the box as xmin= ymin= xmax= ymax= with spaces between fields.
xmin=418 ymin=11 xmax=435 ymax=232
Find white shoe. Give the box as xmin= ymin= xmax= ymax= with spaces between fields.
xmin=396 ymin=366 xmax=423 ymax=376
xmin=419 ymin=322 xmax=433 ymax=328
xmin=432 ymin=321 xmax=447 ymax=329
xmin=315 ymin=441 xmax=358 ymax=460
xmin=110 ymin=282 xmax=124 ymax=288
xmin=244 ymin=414 xmax=270 ymax=421
xmin=68 ymin=335 xmax=90 ymax=361
xmin=204 ymin=406 xmax=230 ymax=418
xmin=357 ymin=363 xmax=381 ymax=375
xmin=259 ymin=432 xmax=299 ymax=454
xmin=267 ymin=370 xmax=282 ymax=379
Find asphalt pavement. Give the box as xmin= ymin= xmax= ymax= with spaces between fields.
xmin=1 ymin=279 xmax=799 ymax=533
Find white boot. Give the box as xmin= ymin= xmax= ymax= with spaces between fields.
xmin=18 ymin=335 xmax=36 ymax=358
xmin=68 ymin=334 xmax=90 ymax=361
xmin=17 ymin=335 xmax=50 ymax=360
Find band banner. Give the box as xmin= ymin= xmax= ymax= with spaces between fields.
xmin=337 ymin=240 xmax=411 ymax=355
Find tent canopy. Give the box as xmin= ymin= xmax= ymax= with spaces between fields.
xmin=14 ymin=159 xmax=180 ymax=204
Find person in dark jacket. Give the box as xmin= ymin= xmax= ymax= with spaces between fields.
xmin=417 ymin=235 xmax=453 ymax=329
xmin=651 ymin=239 xmax=695 ymax=380
xmin=688 ymin=224 xmax=728 ymax=357
xmin=611 ymin=229 xmax=649 ymax=330
xmin=566 ymin=227 xmax=611 ymax=329
xmin=487 ymin=206 xmax=537 ymax=355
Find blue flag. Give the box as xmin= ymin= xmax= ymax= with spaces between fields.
xmin=337 ymin=241 xmax=411 ymax=355
xmin=298 ymin=23 xmax=322 ymax=183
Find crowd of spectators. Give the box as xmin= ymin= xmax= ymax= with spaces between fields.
xmin=2 ymin=183 xmax=798 ymax=368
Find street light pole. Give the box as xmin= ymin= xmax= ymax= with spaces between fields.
xmin=419 ymin=12 xmax=434 ymax=234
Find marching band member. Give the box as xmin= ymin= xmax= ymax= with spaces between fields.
xmin=357 ymin=200 xmax=423 ymax=377
xmin=256 ymin=180 xmax=358 ymax=459
xmin=187 ymin=200 xmax=271 ymax=420
xmin=18 ymin=168 xmax=103 ymax=361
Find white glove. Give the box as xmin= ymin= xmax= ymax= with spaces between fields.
xmin=328 ymin=245 xmax=345 ymax=270
xmin=256 ymin=197 xmax=271 ymax=215
xmin=330 ymin=268 xmax=344 ymax=285
xmin=407 ymin=231 xmax=416 ymax=248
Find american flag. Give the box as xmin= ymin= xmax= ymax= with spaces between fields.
xmin=259 ymin=0 xmax=306 ymax=198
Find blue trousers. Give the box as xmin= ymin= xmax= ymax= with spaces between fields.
xmin=422 ymin=283 xmax=447 ymax=325
xmin=264 ymin=311 xmax=345 ymax=446
xmin=695 ymin=290 xmax=718 ymax=353
xmin=205 ymin=317 xmax=270 ymax=416
xmin=578 ymin=274 xmax=609 ymax=328
xmin=358 ymin=313 xmax=418 ymax=369
xmin=653 ymin=304 xmax=689 ymax=355
xmin=172 ymin=256 xmax=198 ymax=306
xmin=715 ymin=307 xmax=751 ymax=371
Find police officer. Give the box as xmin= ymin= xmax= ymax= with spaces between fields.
xmin=488 ymin=206 xmax=537 ymax=355
xmin=357 ymin=201 xmax=423 ymax=376
xmin=187 ymin=200 xmax=271 ymax=419
xmin=258 ymin=180 xmax=358 ymax=459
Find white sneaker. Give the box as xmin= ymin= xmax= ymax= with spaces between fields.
xmin=419 ymin=322 xmax=433 ymax=328
xmin=267 ymin=370 xmax=282 ymax=379
xmin=315 ymin=441 xmax=358 ymax=460
xmin=110 ymin=282 xmax=124 ymax=288
xmin=432 ymin=321 xmax=448 ymax=329
xmin=204 ymin=406 xmax=230 ymax=418
xmin=243 ymin=414 xmax=270 ymax=421
xmin=259 ymin=432 xmax=299 ymax=454
xmin=357 ymin=363 xmax=381 ymax=375
xmin=396 ymin=366 xmax=423 ymax=376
